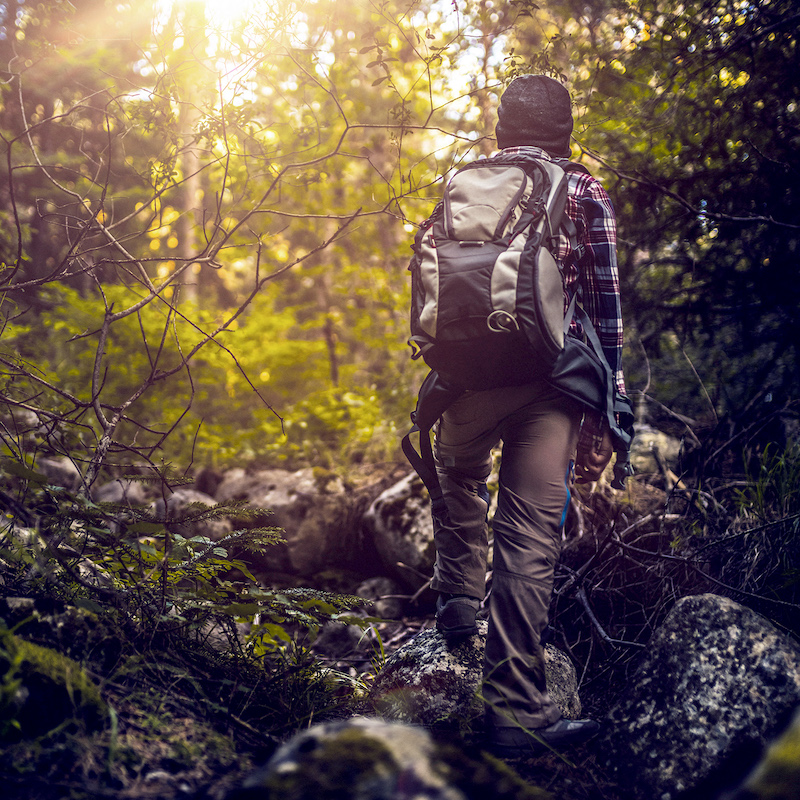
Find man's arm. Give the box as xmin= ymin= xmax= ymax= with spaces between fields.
xmin=573 ymin=175 xmax=627 ymax=480
xmin=575 ymin=178 xmax=626 ymax=397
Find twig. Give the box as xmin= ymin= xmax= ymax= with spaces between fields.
xmin=611 ymin=536 xmax=800 ymax=612
xmin=576 ymin=586 xmax=647 ymax=649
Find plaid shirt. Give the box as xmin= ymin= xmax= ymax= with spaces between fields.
xmin=498 ymin=147 xmax=626 ymax=397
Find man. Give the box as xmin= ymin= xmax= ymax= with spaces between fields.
xmin=429 ymin=74 xmax=626 ymax=757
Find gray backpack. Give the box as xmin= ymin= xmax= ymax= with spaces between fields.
xmin=404 ymin=154 xmax=634 ymax=492
xmin=408 ymin=155 xmax=583 ymax=389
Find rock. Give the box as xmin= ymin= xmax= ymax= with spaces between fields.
xmin=213 ymin=468 xmax=382 ymax=578
xmin=369 ymin=620 xmax=581 ymax=733
xmin=356 ymin=576 xmax=407 ymax=620
xmin=215 ymin=467 xmax=320 ymax=507
xmin=310 ymin=621 xmax=375 ymax=671
xmin=37 ymin=456 xmax=82 ymax=492
xmin=93 ymin=477 xmax=148 ymax=506
xmin=151 ymin=487 xmax=233 ymax=541
xmin=0 ymin=601 xmax=124 ymax=675
xmin=290 ymin=490 xmax=376 ymax=576
xmin=238 ymin=716 xmax=460 ymax=800
xmin=629 ymin=424 xmax=682 ymax=475
xmin=305 ymin=577 xmax=411 ymax=670
xmin=722 ymin=704 xmax=800 ymax=800
xmin=362 ymin=472 xmax=435 ymax=590
xmin=231 ymin=715 xmax=551 ymax=800
xmin=599 ymin=594 xmax=800 ymax=800
xmin=0 ymin=407 xmax=38 ymax=437
xmin=92 ymin=478 xmax=149 ymax=535
xmin=0 ymin=526 xmax=111 ymax=588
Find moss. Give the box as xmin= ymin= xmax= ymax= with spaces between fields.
xmin=0 ymin=626 xmax=107 ymax=739
xmin=740 ymin=712 xmax=800 ymax=800
xmin=240 ymin=722 xmax=553 ymax=800
xmin=263 ymin=728 xmax=398 ymax=799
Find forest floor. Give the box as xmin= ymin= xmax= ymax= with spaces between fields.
xmin=0 ymin=601 xmax=627 ymax=800
xmin=0 ymin=463 xmax=645 ymax=799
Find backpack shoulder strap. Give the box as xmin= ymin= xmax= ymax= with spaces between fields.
xmin=556 ymin=159 xmax=592 ymax=175
xmin=401 ymin=371 xmax=464 ymax=510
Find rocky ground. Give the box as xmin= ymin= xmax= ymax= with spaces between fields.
xmin=0 ymin=593 xmax=624 ymax=800
xmin=3 ymin=443 xmax=798 ymax=800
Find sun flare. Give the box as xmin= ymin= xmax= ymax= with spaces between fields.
xmin=157 ymin=0 xmax=256 ymax=32
xmin=199 ymin=0 xmax=254 ymax=28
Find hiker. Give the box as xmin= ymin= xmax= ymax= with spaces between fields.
xmin=407 ymin=74 xmax=629 ymax=757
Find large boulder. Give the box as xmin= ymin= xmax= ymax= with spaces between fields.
xmin=369 ymin=620 xmax=581 ymax=733
xmin=598 ymin=593 xmax=800 ymax=800
xmin=213 ymin=468 xmax=383 ymax=578
xmin=230 ymin=716 xmax=550 ymax=800
xmin=362 ymin=472 xmax=435 ymax=591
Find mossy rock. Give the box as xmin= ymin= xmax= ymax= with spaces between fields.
xmin=0 ymin=625 xmax=107 ymax=739
xmin=233 ymin=716 xmax=551 ymax=800
xmin=731 ymin=705 xmax=800 ymax=800
xmin=0 ymin=598 xmax=125 ymax=673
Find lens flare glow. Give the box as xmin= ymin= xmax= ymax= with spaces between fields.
xmin=200 ymin=0 xmax=253 ymax=28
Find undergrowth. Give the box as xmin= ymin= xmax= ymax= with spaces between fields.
xmin=551 ymin=439 xmax=800 ymax=721
xmin=1 ymin=420 xmax=799 ymax=799
xmin=0 ymin=455 xmax=379 ymax=798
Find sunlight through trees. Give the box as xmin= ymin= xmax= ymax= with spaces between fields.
xmin=0 ymin=0 xmax=797 ymax=483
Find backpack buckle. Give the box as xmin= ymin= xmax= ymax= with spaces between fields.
xmin=487 ymin=310 xmax=519 ymax=333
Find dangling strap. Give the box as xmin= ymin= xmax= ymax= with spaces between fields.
xmin=572 ymin=304 xmax=634 ymax=489
xmin=563 ymin=291 xmax=578 ymax=336
xmin=401 ymin=371 xmax=465 ymax=512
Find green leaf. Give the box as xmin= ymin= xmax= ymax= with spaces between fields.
xmin=220 ymin=602 xmax=260 ymax=617
xmin=229 ymin=559 xmax=258 ymax=583
xmin=74 ymin=597 xmax=105 ymax=614
xmin=127 ymin=522 xmax=164 ymax=535
xmin=2 ymin=460 xmax=49 ymax=485
xmin=259 ymin=623 xmax=292 ymax=643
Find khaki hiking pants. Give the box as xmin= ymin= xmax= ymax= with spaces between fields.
xmin=431 ymin=380 xmax=581 ymax=731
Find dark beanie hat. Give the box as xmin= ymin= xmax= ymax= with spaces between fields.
xmin=495 ymin=74 xmax=573 ymax=157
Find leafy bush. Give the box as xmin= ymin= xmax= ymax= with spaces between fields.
xmin=0 ymin=455 xmax=374 ymax=739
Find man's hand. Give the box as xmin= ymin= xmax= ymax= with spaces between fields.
xmin=575 ymin=427 xmax=613 ymax=483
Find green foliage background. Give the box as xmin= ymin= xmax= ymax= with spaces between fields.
xmin=0 ymin=0 xmax=797 ymax=482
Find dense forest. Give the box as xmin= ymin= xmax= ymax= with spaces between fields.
xmin=0 ymin=0 xmax=798 ymax=797
xmin=1 ymin=0 xmax=798 ymax=471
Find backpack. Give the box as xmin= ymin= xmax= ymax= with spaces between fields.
xmin=403 ymin=153 xmax=635 ymax=497
xmin=408 ymin=155 xmax=582 ymax=390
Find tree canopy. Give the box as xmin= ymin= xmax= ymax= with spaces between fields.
xmin=566 ymin=0 xmax=800 ymax=437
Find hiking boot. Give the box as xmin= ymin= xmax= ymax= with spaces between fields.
xmin=435 ymin=594 xmax=480 ymax=640
xmin=488 ymin=718 xmax=601 ymax=758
